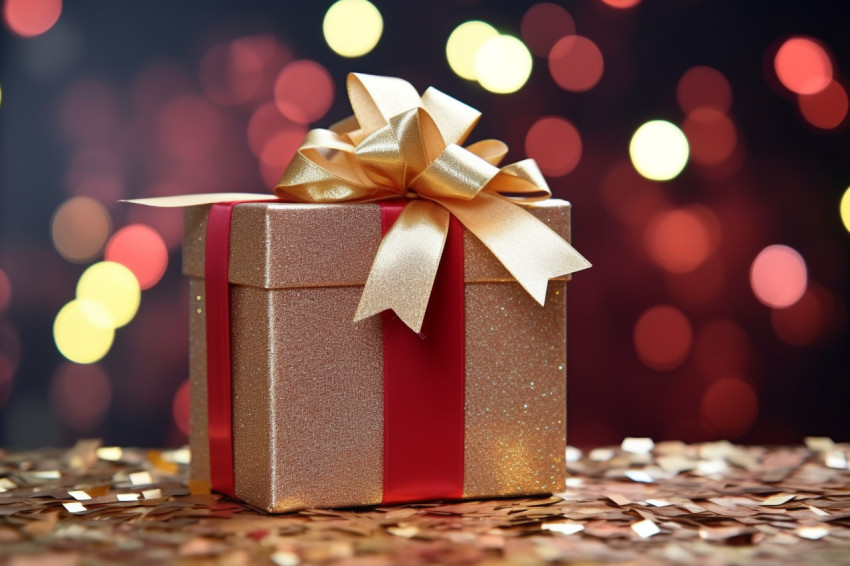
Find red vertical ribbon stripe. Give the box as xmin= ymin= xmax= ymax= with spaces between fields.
xmin=205 ymin=202 xmax=238 ymax=497
xmin=380 ymin=201 xmax=466 ymax=503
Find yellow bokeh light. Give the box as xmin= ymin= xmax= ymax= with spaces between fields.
xmin=446 ymin=21 xmax=498 ymax=81
xmin=841 ymin=186 xmax=850 ymax=233
xmin=475 ymin=35 xmax=533 ymax=94
xmin=54 ymin=299 xmax=115 ymax=364
xmin=323 ymin=0 xmax=383 ymax=58
xmin=629 ymin=120 xmax=690 ymax=181
xmin=76 ymin=261 xmax=141 ymax=328
xmin=0 ymin=82 xmax=3 ymax=109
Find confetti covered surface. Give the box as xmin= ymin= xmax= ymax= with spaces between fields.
xmin=1 ymin=439 xmax=849 ymax=565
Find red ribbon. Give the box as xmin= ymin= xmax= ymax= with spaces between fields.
xmin=380 ymin=202 xmax=466 ymax=503
xmin=204 ymin=201 xmax=466 ymax=502
xmin=205 ymin=202 xmax=238 ymax=496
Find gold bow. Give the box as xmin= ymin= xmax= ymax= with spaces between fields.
xmin=274 ymin=73 xmax=590 ymax=332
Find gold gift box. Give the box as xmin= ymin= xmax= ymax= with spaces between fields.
xmin=184 ymin=200 xmax=572 ymax=513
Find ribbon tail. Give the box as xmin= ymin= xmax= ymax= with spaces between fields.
xmin=438 ymin=193 xmax=591 ymax=305
xmin=354 ymin=200 xmax=450 ymax=333
xmin=122 ymin=193 xmax=280 ymax=207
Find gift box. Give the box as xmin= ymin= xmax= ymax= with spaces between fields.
xmin=133 ymin=72 xmax=589 ymax=512
xmin=183 ymin=200 xmax=574 ymax=512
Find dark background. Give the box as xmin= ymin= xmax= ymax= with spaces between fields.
xmin=1 ymin=0 xmax=848 ymax=449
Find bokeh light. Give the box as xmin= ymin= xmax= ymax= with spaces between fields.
xmin=700 ymin=378 xmax=758 ymax=438
xmin=323 ymin=0 xmax=383 ymax=58
xmin=629 ymin=120 xmax=689 ymax=181
xmin=172 ymin=380 xmax=190 ymax=436
xmin=259 ymin=128 xmax=310 ymax=188
xmin=159 ymin=94 xmax=224 ymax=161
xmin=520 ymin=3 xmax=575 ymax=58
xmin=247 ymin=101 xmax=297 ymax=156
xmin=50 ymin=196 xmax=112 ymax=263
xmin=0 ymin=81 xmax=3 ymax=109
xmin=682 ymin=108 xmax=737 ymax=167
xmin=3 ymin=0 xmax=61 ymax=37
xmin=0 ymin=267 xmax=12 ymax=314
xmin=54 ymin=299 xmax=115 ymax=364
xmin=750 ymin=244 xmax=807 ymax=308
xmin=644 ymin=208 xmax=712 ymax=273
xmin=676 ymin=66 xmax=733 ymax=114
xmin=798 ymin=79 xmax=848 ymax=130
xmin=841 ymin=187 xmax=850 ymax=233
xmin=600 ymin=161 xmax=668 ymax=226
xmin=104 ymin=224 xmax=168 ymax=290
xmin=774 ymin=36 xmax=832 ymax=95
xmin=771 ymin=285 xmax=828 ymax=346
xmin=446 ymin=21 xmax=499 ymax=81
xmin=524 ymin=116 xmax=582 ymax=177
xmin=633 ymin=305 xmax=692 ymax=370
xmin=200 ymin=40 xmax=264 ymax=106
xmin=548 ymin=35 xmax=604 ymax=92
xmin=76 ymin=261 xmax=141 ymax=328
xmin=49 ymin=362 xmax=111 ymax=431
xmin=475 ymin=35 xmax=533 ymax=94
xmin=599 ymin=0 xmax=641 ymax=8
xmin=274 ymin=60 xmax=334 ymax=124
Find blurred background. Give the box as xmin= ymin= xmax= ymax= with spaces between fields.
xmin=1 ymin=0 xmax=848 ymax=449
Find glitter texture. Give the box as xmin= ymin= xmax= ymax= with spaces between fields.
xmin=183 ymin=200 xmax=572 ymax=512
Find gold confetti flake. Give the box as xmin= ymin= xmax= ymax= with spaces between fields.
xmin=96 ymin=446 xmax=123 ymax=461
xmin=631 ymin=519 xmax=661 ymax=538
xmin=621 ymin=437 xmax=655 ymax=454
xmin=67 ymin=490 xmax=91 ymax=501
xmin=62 ymin=502 xmax=87 ymax=513
xmin=128 ymin=471 xmax=153 ymax=486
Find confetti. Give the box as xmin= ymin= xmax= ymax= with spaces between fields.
xmin=0 ymin=441 xmax=848 ymax=564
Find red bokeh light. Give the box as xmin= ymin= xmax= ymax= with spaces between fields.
xmin=798 ymin=79 xmax=848 ymax=130
xmin=0 ymin=268 xmax=11 ymax=314
xmin=3 ymin=0 xmax=61 ymax=37
xmin=172 ymin=379 xmax=190 ymax=437
xmin=49 ymin=362 xmax=112 ymax=432
xmin=750 ymin=245 xmax=807 ymax=308
xmin=771 ymin=286 xmax=827 ymax=346
xmin=247 ymin=102 xmax=298 ymax=157
xmin=599 ymin=0 xmax=641 ymax=8
xmin=200 ymin=41 xmax=264 ymax=106
xmin=600 ymin=161 xmax=668 ymax=226
xmin=633 ymin=305 xmax=693 ymax=371
xmin=700 ymin=377 xmax=758 ymax=438
xmin=274 ymin=60 xmax=335 ymax=124
xmin=104 ymin=224 xmax=168 ymax=290
xmin=524 ymin=116 xmax=582 ymax=177
xmin=676 ymin=66 xmax=733 ymax=114
xmin=693 ymin=319 xmax=752 ymax=378
xmin=521 ymin=3 xmax=575 ymax=58
xmin=682 ymin=108 xmax=738 ymax=167
xmin=774 ymin=36 xmax=832 ymax=95
xmin=548 ymin=35 xmax=604 ymax=93
xmin=125 ymin=183 xmax=185 ymax=250
xmin=159 ymin=94 xmax=225 ymax=161
xmin=644 ymin=208 xmax=716 ymax=273
xmin=259 ymin=128 xmax=309 ymax=188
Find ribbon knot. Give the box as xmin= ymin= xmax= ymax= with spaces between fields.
xmin=275 ymin=73 xmax=590 ymax=333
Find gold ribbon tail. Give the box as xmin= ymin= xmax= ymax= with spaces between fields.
xmin=354 ymin=200 xmax=450 ymax=333
xmin=438 ymin=193 xmax=591 ymax=305
xmin=122 ymin=193 xmax=280 ymax=207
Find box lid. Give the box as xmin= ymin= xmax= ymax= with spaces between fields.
xmin=183 ymin=200 xmax=572 ymax=289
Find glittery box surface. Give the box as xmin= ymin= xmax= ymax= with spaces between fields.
xmin=183 ymin=201 xmax=571 ymax=513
